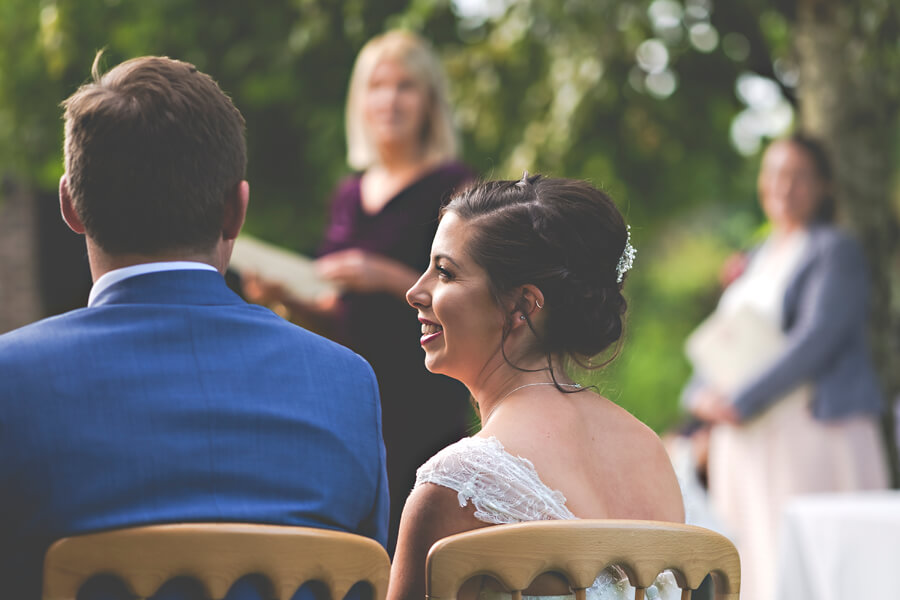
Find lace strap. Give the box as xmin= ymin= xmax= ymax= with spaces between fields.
xmin=415 ymin=436 xmax=575 ymax=524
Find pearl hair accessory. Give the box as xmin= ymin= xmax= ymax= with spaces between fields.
xmin=516 ymin=169 xmax=635 ymax=283
xmin=616 ymin=225 xmax=636 ymax=283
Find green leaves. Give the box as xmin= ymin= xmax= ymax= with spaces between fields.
xmin=2 ymin=0 xmax=896 ymax=431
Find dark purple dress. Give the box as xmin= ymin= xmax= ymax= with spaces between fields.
xmin=318 ymin=161 xmax=473 ymax=553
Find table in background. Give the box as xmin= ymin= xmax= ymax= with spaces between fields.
xmin=775 ymin=490 xmax=900 ymax=600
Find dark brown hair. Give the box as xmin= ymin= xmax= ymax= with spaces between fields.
xmin=62 ymin=54 xmax=246 ymax=255
xmin=442 ymin=175 xmax=630 ymax=377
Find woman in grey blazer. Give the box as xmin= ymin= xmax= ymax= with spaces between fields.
xmin=685 ymin=134 xmax=889 ymax=600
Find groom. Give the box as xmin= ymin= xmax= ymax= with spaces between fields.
xmin=0 ymin=55 xmax=388 ymax=599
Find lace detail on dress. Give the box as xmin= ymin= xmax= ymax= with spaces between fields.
xmin=415 ymin=436 xmax=575 ymax=524
xmin=414 ymin=436 xmax=682 ymax=600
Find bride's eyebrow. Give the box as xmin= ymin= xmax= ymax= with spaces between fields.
xmin=433 ymin=253 xmax=461 ymax=269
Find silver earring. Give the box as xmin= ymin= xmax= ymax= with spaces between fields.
xmin=519 ymin=315 xmax=526 ymax=320
xmin=535 ymin=299 xmax=543 ymax=309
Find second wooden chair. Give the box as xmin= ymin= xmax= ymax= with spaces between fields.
xmin=426 ymin=519 xmax=740 ymax=600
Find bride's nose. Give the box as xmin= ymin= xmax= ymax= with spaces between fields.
xmin=406 ymin=272 xmax=430 ymax=309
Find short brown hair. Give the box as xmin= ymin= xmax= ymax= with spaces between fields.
xmin=62 ymin=54 xmax=246 ymax=255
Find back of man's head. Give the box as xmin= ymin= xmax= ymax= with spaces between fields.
xmin=62 ymin=55 xmax=246 ymax=256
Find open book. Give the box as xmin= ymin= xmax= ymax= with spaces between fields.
xmin=229 ymin=235 xmax=338 ymax=303
xmin=685 ymin=305 xmax=785 ymax=397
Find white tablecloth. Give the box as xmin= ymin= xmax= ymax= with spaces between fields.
xmin=775 ymin=491 xmax=900 ymax=600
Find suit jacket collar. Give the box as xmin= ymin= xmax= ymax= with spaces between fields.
xmin=89 ymin=269 xmax=245 ymax=308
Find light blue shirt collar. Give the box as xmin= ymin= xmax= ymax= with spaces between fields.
xmin=88 ymin=261 xmax=218 ymax=307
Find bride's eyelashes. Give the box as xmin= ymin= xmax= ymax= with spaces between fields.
xmin=435 ymin=263 xmax=454 ymax=281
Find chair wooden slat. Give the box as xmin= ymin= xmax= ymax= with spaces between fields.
xmin=42 ymin=523 xmax=390 ymax=600
xmin=425 ymin=519 xmax=740 ymax=600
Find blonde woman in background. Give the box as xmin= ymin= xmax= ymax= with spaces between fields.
xmin=246 ymin=30 xmax=474 ymax=554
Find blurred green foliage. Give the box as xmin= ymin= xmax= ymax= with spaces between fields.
xmin=1 ymin=0 xmax=896 ymax=433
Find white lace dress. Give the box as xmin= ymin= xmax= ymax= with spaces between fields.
xmin=415 ymin=436 xmax=681 ymax=600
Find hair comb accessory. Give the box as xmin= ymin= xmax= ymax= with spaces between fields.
xmin=616 ymin=225 xmax=636 ymax=283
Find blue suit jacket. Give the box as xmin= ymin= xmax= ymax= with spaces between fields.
xmin=0 ymin=269 xmax=389 ymax=599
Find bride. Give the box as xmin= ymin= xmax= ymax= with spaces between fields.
xmin=388 ymin=174 xmax=685 ymax=600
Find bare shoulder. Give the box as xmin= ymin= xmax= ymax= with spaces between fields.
xmin=599 ymin=401 xmax=685 ymax=522
xmin=482 ymin=391 xmax=684 ymax=523
xmin=484 ymin=390 xmax=657 ymax=459
xmin=388 ymin=483 xmax=490 ymax=600
xmin=400 ymin=482 xmax=486 ymax=536
xmin=479 ymin=390 xmax=582 ymax=452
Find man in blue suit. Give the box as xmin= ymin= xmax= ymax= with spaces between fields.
xmin=0 ymin=55 xmax=389 ymax=599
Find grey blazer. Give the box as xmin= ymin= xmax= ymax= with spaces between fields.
xmin=730 ymin=225 xmax=884 ymax=421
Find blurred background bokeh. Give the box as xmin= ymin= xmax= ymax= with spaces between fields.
xmin=0 ymin=0 xmax=897 ymax=450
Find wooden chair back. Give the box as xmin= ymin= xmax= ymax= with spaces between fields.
xmin=42 ymin=522 xmax=391 ymax=600
xmin=426 ymin=519 xmax=740 ymax=600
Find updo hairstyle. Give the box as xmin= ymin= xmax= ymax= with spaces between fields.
xmin=441 ymin=174 xmax=630 ymax=370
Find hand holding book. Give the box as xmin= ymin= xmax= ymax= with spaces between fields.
xmin=229 ymin=235 xmax=339 ymax=305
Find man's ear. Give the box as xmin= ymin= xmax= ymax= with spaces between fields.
xmin=222 ymin=180 xmax=249 ymax=241
xmin=59 ymin=174 xmax=86 ymax=234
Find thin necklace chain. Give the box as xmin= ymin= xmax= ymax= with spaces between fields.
xmin=481 ymin=382 xmax=582 ymax=425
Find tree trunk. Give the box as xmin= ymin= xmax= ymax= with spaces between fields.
xmin=794 ymin=0 xmax=900 ymax=484
xmin=0 ymin=179 xmax=42 ymax=333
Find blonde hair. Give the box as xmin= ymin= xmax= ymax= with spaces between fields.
xmin=345 ymin=30 xmax=458 ymax=170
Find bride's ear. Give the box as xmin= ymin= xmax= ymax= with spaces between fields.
xmin=511 ymin=284 xmax=545 ymax=327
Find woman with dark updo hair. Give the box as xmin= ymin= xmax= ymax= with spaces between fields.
xmin=388 ymin=174 xmax=685 ymax=600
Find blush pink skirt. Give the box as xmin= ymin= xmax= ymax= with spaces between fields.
xmin=707 ymin=387 xmax=889 ymax=600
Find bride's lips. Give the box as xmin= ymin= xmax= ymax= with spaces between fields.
xmin=418 ymin=317 xmax=443 ymax=346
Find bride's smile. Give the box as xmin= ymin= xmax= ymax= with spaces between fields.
xmin=418 ymin=318 xmax=442 ymax=343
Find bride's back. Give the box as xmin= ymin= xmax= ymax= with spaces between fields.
xmin=482 ymin=387 xmax=684 ymax=523
xmin=392 ymin=175 xmax=686 ymax=600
